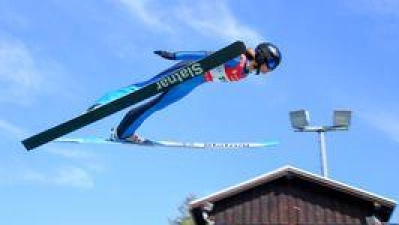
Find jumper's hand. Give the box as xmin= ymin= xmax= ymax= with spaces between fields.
xmin=154 ymin=50 xmax=176 ymax=60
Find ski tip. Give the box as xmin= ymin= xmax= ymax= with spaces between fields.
xmin=54 ymin=137 xmax=114 ymax=144
xmin=21 ymin=140 xmax=32 ymax=151
xmin=262 ymin=141 xmax=279 ymax=147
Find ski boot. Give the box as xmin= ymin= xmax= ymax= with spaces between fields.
xmin=126 ymin=134 xmax=147 ymax=144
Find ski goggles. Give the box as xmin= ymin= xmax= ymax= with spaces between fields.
xmin=255 ymin=57 xmax=278 ymax=73
xmin=265 ymin=58 xmax=279 ymax=71
xmin=255 ymin=53 xmax=279 ymax=72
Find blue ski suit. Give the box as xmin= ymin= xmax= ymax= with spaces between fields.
xmin=90 ymin=51 xmax=248 ymax=139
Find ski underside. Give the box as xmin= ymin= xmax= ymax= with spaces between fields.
xmin=55 ymin=137 xmax=279 ymax=149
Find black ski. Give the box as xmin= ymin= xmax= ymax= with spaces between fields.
xmin=22 ymin=41 xmax=246 ymax=151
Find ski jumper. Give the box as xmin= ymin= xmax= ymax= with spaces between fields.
xmin=91 ymin=51 xmax=248 ymax=139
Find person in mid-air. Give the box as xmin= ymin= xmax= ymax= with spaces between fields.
xmin=88 ymin=42 xmax=282 ymax=143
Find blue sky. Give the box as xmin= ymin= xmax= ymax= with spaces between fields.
xmin=1 ymin=0 xmax=399 ymax=224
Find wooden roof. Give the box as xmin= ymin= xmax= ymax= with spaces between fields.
xmin=190 ymin=165 xmax=396 ymax=212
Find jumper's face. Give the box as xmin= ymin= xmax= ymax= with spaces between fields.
xmin=259 ymin=64 xmax=270 ymax=74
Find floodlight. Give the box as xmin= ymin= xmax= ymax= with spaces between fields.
xmin=289 ymin=109 xmax=352 ymax=178
xmin=289 ymin=110 xmax=310 ymax=130
xmin=333 ymin=110 xmax=352 ymax=128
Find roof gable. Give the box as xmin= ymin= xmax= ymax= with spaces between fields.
xmin=190 ymin=165 xmax=396 ymax=211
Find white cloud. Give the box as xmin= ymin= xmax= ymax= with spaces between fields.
xmin=118 ymin=0 xmax=174 ymax=33
xmin=361 ymin=110 xmax=399 ymax=144
xmin=18 ymin=169 xmax=46 ymax=183
xmin=45 ymin=147 xmax=95 ymax=160
xmin=0 ymin=158 xmax=96 ymax=189
xmin=117 ymin=0 xmax=263 ymax=45
xmin=0 ymin=38 xmax=44 ymax=105
xmin=176 ymin=2 xmax=263 ymax=45
xmin=0 ymin=36 xmax=80 ymax=106
xmin=0 ymin=118 xmax=99 ymax=189
xmin=19 ymin=166 xmax=94 ymax=189
xmin=52 ymin=166 xmax=95 ymax=189
xmin=0 ymin=118 xmax=27 ymax=139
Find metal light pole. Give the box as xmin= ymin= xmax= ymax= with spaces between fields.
xmin=289 ymin=110 xmax=352 ymax=178
xmin=318 ymin=130 xmax=328 ymax=177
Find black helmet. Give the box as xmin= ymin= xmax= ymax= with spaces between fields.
xmin=255 ymin=42 xmax=281 ymax=73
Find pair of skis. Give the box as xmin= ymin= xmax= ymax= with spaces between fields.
xmin=55 ymin=137 xmax=279 ymax=150
xmin=22 ymin=41 xmax=278 ymax=151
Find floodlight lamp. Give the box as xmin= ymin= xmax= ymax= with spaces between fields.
xmin=289 ymin=110 xmax=310 ymax=130
xmin=333 ymin=110 xmax=352 ymax=128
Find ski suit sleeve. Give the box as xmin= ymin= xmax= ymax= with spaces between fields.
xmin=174 ymin=51 xmax=212 ymax=61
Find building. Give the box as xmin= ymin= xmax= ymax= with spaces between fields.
xmin=190 ymin=166 xmax=396 ymax=225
